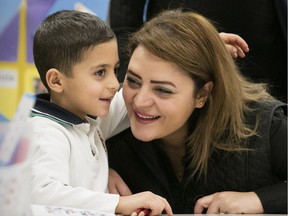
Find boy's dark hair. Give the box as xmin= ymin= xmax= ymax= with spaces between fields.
xmin=33 ymin=10 xmax=115 ymax=90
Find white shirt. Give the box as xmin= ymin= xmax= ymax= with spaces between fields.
xmin=26 ymin=90 xmax=129 ymax=213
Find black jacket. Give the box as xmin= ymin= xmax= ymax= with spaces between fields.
xmin=109 ymin=0 xmax=287 ymax=102
xmin=107 ymin=101 xmax=287 ymax=213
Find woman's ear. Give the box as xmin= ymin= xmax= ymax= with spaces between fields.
xmin=46 ymin=68 xmax=64 ymax=93
xmin=195 ymin=81 xmax=214 ymax=108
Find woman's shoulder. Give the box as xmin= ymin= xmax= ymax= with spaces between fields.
xmin=249 ymin=99 xmax=287 ymax=116
xmin=244 ymin=99 xmax=286 ymax=133
xmin=245 ymin=99 xmax=287 ymax=139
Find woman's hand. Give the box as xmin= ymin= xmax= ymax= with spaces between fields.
xmin=219 ymin=32 xmax=249 ymax=58
xmin=108 ymin=168 xmax=132 ymax=196
xmin=194 ymin=191 xmax=264 ymax=214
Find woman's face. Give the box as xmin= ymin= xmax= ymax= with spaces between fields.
xmin=123 ymin=45 xmax=203 ymax=143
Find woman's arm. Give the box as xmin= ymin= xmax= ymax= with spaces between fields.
xmin=108 ymin=168 xmax=132 ymax=196
xmin=99 ymin=89 xmax=129 ymax=140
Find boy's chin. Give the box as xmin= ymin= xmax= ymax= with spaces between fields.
xmin=88 ymin=111 xmax=109 ymax=118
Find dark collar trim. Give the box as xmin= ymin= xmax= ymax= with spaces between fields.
xmin=32 ymin=94 xmax=86 ymax=125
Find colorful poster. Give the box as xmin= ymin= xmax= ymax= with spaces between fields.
xmin=0 ymin=0 xmax=22 ymax=62
xmin=0 ymin=0 xmax=110 ymax=62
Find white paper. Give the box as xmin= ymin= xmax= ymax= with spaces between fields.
xmin=31 ymin=204 xmax=115 ymax=216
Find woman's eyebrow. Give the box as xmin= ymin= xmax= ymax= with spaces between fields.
xmin=150 ymin=80 xmax=176 ymax=87
xmin=127 ymin=70 xmax=176 ymax=87
xmin=126 ymin=70 xmax=141 ymax=79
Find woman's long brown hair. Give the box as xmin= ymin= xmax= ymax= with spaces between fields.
xmin=127 ymin=9 xmax=274 ymax=178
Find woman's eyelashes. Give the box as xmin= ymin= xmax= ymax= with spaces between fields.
xmin=126 ymin=76 xmax=173 ymax=95
xmin=126 ymin=76 xmax=140 ymax=87
xmin=154 ymin=87 xmax=173 ymax=94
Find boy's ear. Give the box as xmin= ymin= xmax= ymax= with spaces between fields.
xmin=195 ymin=81 xmax=213 ymax=108
xmin=46 ymin=68 xmax=64 ymax=93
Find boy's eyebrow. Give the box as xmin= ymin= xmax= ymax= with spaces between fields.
xmin=92 ymin=61 xmax=120 ymax=69
xmin=127 ymin=70 xmax=176 ymax=88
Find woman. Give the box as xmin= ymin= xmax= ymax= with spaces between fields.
xmin=107 ymin=10 xmax=287 ymax=214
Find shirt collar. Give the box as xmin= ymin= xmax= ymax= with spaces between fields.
xmin=32 ymin=93 xmax=86 ymax=125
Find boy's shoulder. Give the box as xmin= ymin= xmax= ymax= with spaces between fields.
xmin=29 ymin=111 xmax=72 ymax=128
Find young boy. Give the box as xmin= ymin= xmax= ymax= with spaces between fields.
xmin=26 ymin=10 xmax=172 ymax=216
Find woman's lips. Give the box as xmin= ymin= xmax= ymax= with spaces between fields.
xmin=134 ymin=111 xmax=160 ymax=124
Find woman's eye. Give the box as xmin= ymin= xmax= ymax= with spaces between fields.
xmin=155 ymin=87 xmax=173 ymax=94
xmin=126 ymin=76 xmax=140 ymax=87
xmin=95 ymin=70 xmax=105 ymax=77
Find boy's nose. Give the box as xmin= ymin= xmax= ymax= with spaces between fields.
xmin=109 ymin=72 xmax=120 ymax=92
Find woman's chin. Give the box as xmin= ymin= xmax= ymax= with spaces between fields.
xmin=131 ymin=128 xmax=155 ymax=142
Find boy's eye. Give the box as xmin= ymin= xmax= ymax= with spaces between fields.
xmin=95 ymin=70 xmax=105 ymax=77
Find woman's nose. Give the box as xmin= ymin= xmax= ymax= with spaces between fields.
xmin=134 ymin=88 xmax=153 ymax=107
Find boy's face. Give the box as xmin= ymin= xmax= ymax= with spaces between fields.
xmin=59 ymin=39 xmax=120 ymax=119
